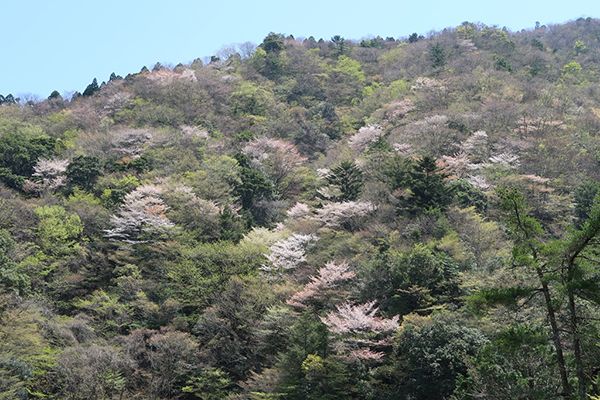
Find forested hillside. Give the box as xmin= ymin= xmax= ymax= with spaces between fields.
xmin=3 ymin=18 xmax=600 ymax=399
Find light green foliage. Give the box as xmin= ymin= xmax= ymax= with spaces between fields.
xmin=34 ymin=205 xmax=83 ymax=256
xmin=332 ymin=55 xmax=365 ymax=83
xmin=114 ymin=97 xmax=185 ymax=126
xmin=0 ymin=303 xmax=57 ymax=399
xmin=231 ymin=82 xmax=275 ymax=116
xmin=574 ymin=39 xmax=587 ymax=54
xmin=75 ymin=290 xmax=132 ymax=333
xmin=325 ymin=55 xmax=367 ymax=105
xmin=0 ymin=229 xmax=28 ymax=293
xmin=182 ymin=368 xmax=232 ymax=399
xmin=100 ymin=174 xmax=141 ymax=207
xmin=188 ymin=155 xmax=241 ymax=202
xmin=561 ymin=60 xmax=583 ymax=81
xmin=167 ymin=241 xmax=265 ymax=309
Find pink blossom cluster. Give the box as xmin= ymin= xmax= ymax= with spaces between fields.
xmin=287 ymin=261 xmax=356 ymax=308
xmin=320 ymin=301 xmax=399 ymax=335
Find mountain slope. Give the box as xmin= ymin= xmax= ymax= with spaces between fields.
xmin=1 ymin=18 xmax=600 ymax=399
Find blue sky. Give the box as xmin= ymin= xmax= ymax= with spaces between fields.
xmin=2 ymin=0 xmax=599 ymax=97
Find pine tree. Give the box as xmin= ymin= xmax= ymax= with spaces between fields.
xmin=82 ymin=78 xmax=99 ymax=97
xmin=326 ymin=161 xmax=364 ymax=201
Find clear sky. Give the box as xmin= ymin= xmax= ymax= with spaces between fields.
xmin=2 ymin=0 xmax=599 ymax=98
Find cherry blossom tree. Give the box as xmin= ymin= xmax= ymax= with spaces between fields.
xmin=314 ymin=201 xmax=376 ymax=229
xmin=105 ymin=185 xmax=175 ymax=243
xmin=348 ymin=124 xmax=384 ymax=152
xmin=320 ymin=301 xmax=399 ymax=361
xmin=286 ymin=202 xmax=311 ymax=220
xmin=287 ymin=261 xmax=355 ymax=308
xmin=261 ymin=233 xmax=316 ymax=273
xmin=321 ymin=301 xmax=399 ymax=334
xmin=488 ymin=152 xmax=520 ymax=168
xmin=112 ymin=129 xmax=153 ymax=158
xmin=440 ymin=152 xmax=473 ymax=179
xmin=467 ymin=175 xmax=491 ymax=190
xmin=392 ymin=142 xmax=414 ymax=155
xmin=32 ymin=158 xmax=69 ymax=191
xmin=384 ymin=99 xmax=415 ymax=122
xmin=243 ymin=138 xmax=306 ymax=194
xmin=461 ymin=130 xmax=489 ymax=162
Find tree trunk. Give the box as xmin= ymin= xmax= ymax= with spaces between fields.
xmin=536 ymin=267 xmax=572 ymax=399
xmin=568 ymin=289 xmax=586 ymax=400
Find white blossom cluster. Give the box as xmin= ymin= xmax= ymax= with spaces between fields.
xmin=286 ymin=202 xmax=311 ymax=219
xmin=489 ymin=152 xmax=520 ymax=168
xmin=261 ymin=233 xmax=316 ymax=273
xmin=105 ymin=185 xmax=175 ymax=243
xmin=392 ymin=142 xmax=414 ymax=155
xmin=112 ymin=129 xmax=153 ymax=158
xmin=321 ymin=301 xmax=400 ymax=361
xmin=243 ymin=137 xmax=306 ymax=186
xmin=320 ymin=301 xmax=399 ymax=334
xmin=32 ymin=158 xmax=69 ymax=191
xmin=315 ymin=201 xmax=376 ymax=228
xmin=462 ymin=130 xmax=489 ymax=159
xmin=411 ymin=77 xmax=446 ymax=91
xmin=348 ymin=124 xmax=384 ymax=152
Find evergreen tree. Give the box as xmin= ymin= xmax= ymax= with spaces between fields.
xmin=66 ymin=155 xmax=102 ymax=190
xmin=82 ymin=78 xmax=99 ymax=97
xmin=386 ymin=155 xmax=452 ymax=214
xmin=48 ymin=90 xmax=62 ymax=101
xmin=429 ymin=43 xmax=446 ymax=69
xmin=326 ymin=161 xmax=363 ymax=201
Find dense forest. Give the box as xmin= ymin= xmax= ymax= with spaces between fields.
xmin=2 ymin=17 xmax=600 ymax=400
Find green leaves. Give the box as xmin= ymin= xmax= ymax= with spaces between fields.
xmin=325 ymin=161 xmax=363 ymax=201
xmin=34 ymin=206 xmax=83 ymax=256
xmin=386 ymin=155 xmax=452 ymax=215
xmin=467 ymin=286 xmax=537 ymax=313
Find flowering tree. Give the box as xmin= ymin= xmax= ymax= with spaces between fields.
xmin=488 ymin=152 xmax=520 ymax=168
xmin=467 ymin=175 xmax=491 ymax=190
xmin=321 ymin=301 xmax=399 ymax=361
xmin=112 ymin=129 xmax=153 ymax=159
xmin=286 ymin=202 xmax=311 ymax=220
xmin=261 ymin=233 xmax=316 ymax=273
xmin=461 ymin=130 xmax=489 ymax=162
xmin=348 ymin=124 xmax=384 ymax=152
xmin=314 ymin=201 xmax=376 ymax=229
xmin=440 ymin=152 xmax=473 ymax=179
xmin=393 ymin=142 xmax=414 ymax=156
xmin=105 ymin=185 xmax=175 ymax=243
xmin=411 ymin=76 xmax=446 ymax=91
xmin=243 ymin=138 xmax=306 ymax=194
xmin=32 ymin=158 xmax=69 ymax=191
xmin=384 ymin=99 xmax=415 ymax=122
xmin=287 ymin=261 xmax=355 ymax=308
